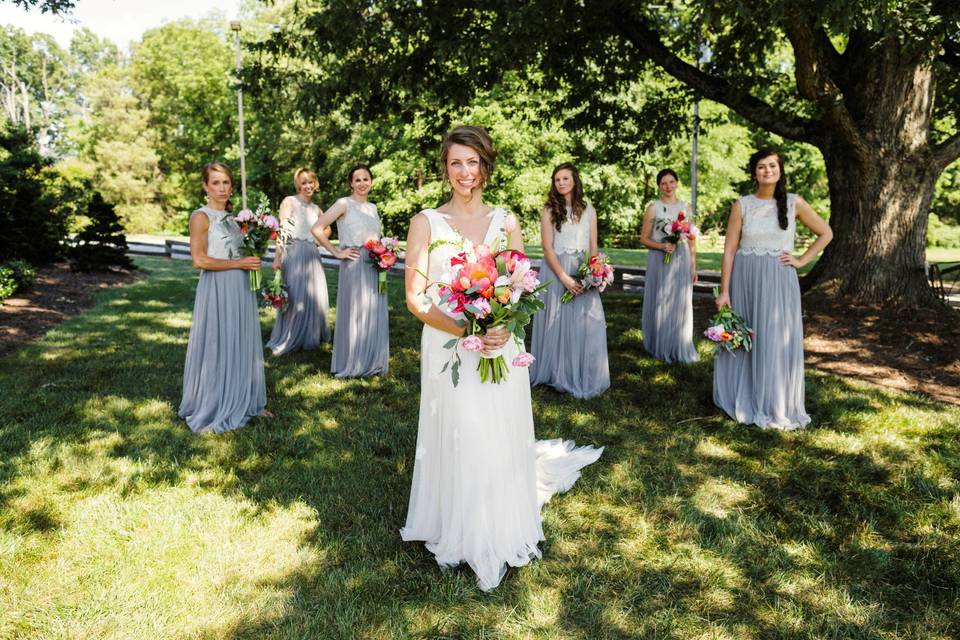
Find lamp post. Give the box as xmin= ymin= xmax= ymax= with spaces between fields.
xmin=230 ymin=20 xmax=247 ymax=210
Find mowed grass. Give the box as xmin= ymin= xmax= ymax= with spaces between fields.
xmin=2 ymin=256 xmax=959 ymax=639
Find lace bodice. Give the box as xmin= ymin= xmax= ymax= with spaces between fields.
xmin=737 ymin=194 xmax=798 ymax=255
xmin=550 ymin=203 xmax=595 ymax=254
xmin=650 ymin=200 xmax=692 ymax=242
xmin=422 ymin=208 xmax=507 ymax=317
xmin=195 ymin=206 xmax=243 ymax=262
xmin=286 ymin=196 xmax=319 ymax=241
xmin=335 ymin=197 xmax=381 ymax=247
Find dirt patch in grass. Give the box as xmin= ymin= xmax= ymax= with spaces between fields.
xmin=0 ymin=262 xmax=141 ymax=357
xmin=693 ymin=294 xmax=960 ymax=406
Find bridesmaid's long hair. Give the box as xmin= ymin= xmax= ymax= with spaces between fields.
xmin=201 ymin=162 xmax=234 ymax=212
xmin=546 ymin=162 xmax=586 ymax=232
xmin=748 ymin=149 xmax=788 ymax=230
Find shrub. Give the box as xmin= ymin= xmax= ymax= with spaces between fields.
xmin=0 ymin=265 xmax=15 ymax=301
xmin=68 ymin=193 xmax=135 ymax=272
xmin=6 ymin=259 xmax=36 ymax=291
xmin=927 ymin=213 xmax=960 ymax=249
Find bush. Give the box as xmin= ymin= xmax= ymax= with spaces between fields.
xmin=0 ymin=124 xmax=71 ymax=264
xmin=68 ymin=193 xmax=135 ymax=272
xmin=927 ymin=213 xmax=960 ymax=249
xmin=0 ymin=265 xmax=15 ymax=301
xmin=0 ymin=259 xmax=36 ymax=301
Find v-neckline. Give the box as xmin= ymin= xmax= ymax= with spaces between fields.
xmin=436 ymin=208 xmax=500 ymax=247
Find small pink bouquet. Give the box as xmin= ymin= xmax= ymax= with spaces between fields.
xmin=704 ymin=288 xmax=754 ymax=354
xmin=657 ymin=209 xmax=697 ymax=264
xmin=232 ymin=201 xmax=280 ymax=290
xmin=435 ymin=239 xmax=547 ymax=385
xmin=364 ymin=236 xmax=404 ymax=294
xmin=260 ymin=269 xmax=288 ymax=313
xmin=561 ymin=252 xmax=615 ymax=303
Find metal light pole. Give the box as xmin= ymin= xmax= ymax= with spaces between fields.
xmin=230 ymin=20 xmax=248 ymax=210
xmin=690 ymin=14 xmax=702 ymax=220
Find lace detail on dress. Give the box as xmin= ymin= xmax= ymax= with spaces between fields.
xmin=197 ymin=206 xmax=242 ymax=261
xmin=651 ymin=200 xmax=692 ymax=242
xmin=289 ymin=197 xmax=319 ymax=241
xmin=737 ymin=194 xmax=797 ymax=255
xmin=336 ymin=197 xmax=381 ymax=247
xmin=552 ymin=203 xmax=594 ymax=255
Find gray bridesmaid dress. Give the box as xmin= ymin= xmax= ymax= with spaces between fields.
xmin=330 ymin=197 xmax=389 ymax=378
xmin=713 ymin=194 xmax=810 ymax=429
xmin=266 ymin=196 xmax=331 ymax=355
xmin=642 ymin=200 xmax=699 ymax=363
xmin=179 ymin=206 xmax=267 ymax=433
xmin=530 ymin=203 xmax=610 ymax=399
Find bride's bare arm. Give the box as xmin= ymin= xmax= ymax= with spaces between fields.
xmin=405 ymin=213 xmax=466 ymax=338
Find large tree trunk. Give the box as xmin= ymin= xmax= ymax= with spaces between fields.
xmin=805 ymin=137 xmax=940 ymax=306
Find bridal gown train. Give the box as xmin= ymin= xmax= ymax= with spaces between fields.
xmin=400 ymin=207 xmax=604 ymax=591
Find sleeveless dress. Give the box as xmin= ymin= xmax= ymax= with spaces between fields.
xmin=331 ymin=197 xmax=389 ymax=378
xmin=529 ymin=203 xmax=610 ymax=398
xmin=642 ymin=200 xmax=699 ymax=363
xmin=713 ymin=194 xmax=810 ymax=429
xmin=401 ymin=207 xmax=604 ymax=592
xmin=179 ymin=206 xmax=266 ymax=433
xmin=265 ymin=196 xmax=331 ymax=355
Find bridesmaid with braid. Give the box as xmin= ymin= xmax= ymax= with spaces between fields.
xmin=179 ymin=163 xmax=270 ymax=433
xmin=714 ymin=149 xmax=832 ymax=429
xmin=639 ymin=168 xmax=699 ymax=363
xmin=311 ymin=164 xmax=389 ymax=378
xmin=529 ymin=162 xmax=610 ymax=399
xmin=266 ymin=167 xmax=332 ymax=355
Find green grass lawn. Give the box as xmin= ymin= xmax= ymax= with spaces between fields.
xmin=2 ymin=256 xmax=959 ymax=639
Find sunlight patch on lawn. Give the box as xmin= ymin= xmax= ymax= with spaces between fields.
xmin=6 ymin=487 xmax=321 ymax=639
xmin=694 ymin=437 xmax=742 ymax=461
xmin=692 ymin=477 xmax=754 ymax=519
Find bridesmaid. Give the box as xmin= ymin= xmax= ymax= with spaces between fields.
xmin=639 ymin=168 xmax=699 ymax=363
xmin=179 ymin=163 xmax=269 ymax=432
xmin=311 ymin=164 xmax=389 ymax=378
xmin=266 ymin=167 xmax=332 ymax=355
xmin=530 ymin=162 xmax=610 ymax=398
xmin=713 ymin=148 xmax=832 ymax=429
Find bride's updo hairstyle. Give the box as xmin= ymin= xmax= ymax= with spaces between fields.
xmin=440 ymin=125 xmax=497 ymax=191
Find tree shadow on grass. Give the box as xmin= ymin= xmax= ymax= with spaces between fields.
xmin=2 ymin=275 xmax=959 ymax=638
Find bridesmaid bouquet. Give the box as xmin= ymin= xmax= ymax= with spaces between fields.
xmin=364 ymin=236 xmax=404 ymax=294
xmin=704 ymin=289 xmax=754 ymax=354
xmin=435 ymin=240 xmax=547 ymax=386
xmin=233 ymin=201 xmax=280 ymax=291
xmin=657 ymin=209 xmax=698 ymax=264
xmin=259 ymin=269 xmax=289 ymax=313
xmin=561 ymin=253 xmax=615 ymax=303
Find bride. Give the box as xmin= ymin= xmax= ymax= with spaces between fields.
xmin=401 ymin=125 xmax=603 ymax=591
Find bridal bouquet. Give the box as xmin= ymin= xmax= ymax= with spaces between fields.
xmin=232 ymin=200 xmax=280 ymax=291
xmin=436 ymin=240 xmax=547 ymax=385
xmin=561 ymin=252 xmax=615 ymax=303
xmin=260 ymin=269 xmax=288 ymax=313
xmin=657 ymin=208 xmax=697 ymax=264
xmin=704 ymin=288 xmax=754 ymax=354
xmin=364 ymin=236 xmax=404 ymax=294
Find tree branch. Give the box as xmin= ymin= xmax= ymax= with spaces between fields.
xmin=616 ymin=13 xmax=819 ymax=144
xmin=783 ymin=16 xmax=872 ymax=164
xmin=932 ymin=130 xmax=960 ymax=171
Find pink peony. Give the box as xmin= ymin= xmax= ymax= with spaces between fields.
xmin=512 ymin=352 xmax=536 ymax=367
xmin=262 ymin=214 xmax=280 ymax=230
xmin=704 ymin=324 xmax=726 ymax=342
xmin=236 ymin=209 xmax=255 ymax=222
xmin=461 ymin=335 xmax=483 ymax=352
xmin=471 ymin=298 xmax=491 ymax=318
xmin=520 ymin=269 xmax=539 ymax=293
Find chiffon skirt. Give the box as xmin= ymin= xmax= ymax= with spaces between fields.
xmin=179 ymin=269 xmax=266 ymax=433
xmin=331 ymin=247 xmax=389 ymax=377
xmin=713 ymin=252 xmax=810 ymax=429
xmin=530 ymin=251 xmax=610 ymax=398
xmin=401 ymin=325 xmax=604 ymax=591
xmin=266 ymin=239 xmax=331 ymax=355
xmin=642 ymin=243 xmax=699 ymax=363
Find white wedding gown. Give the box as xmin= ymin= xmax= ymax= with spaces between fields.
xmin=400 ymin=207 xmax=603 ymax=591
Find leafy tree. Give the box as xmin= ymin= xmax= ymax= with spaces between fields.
xmin=1 ymin=0 xmax=75 ymax=13
xmin=255 ymin=0 xmax=960 ymax=306
xmin=0 ymin=123 xmax=68 ymax=263
xmin=130 ymin=20 xmax=235 ymax=213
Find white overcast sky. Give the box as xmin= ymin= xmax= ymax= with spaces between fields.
xmin=0 ymin=0 xmax=243 ymax=50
